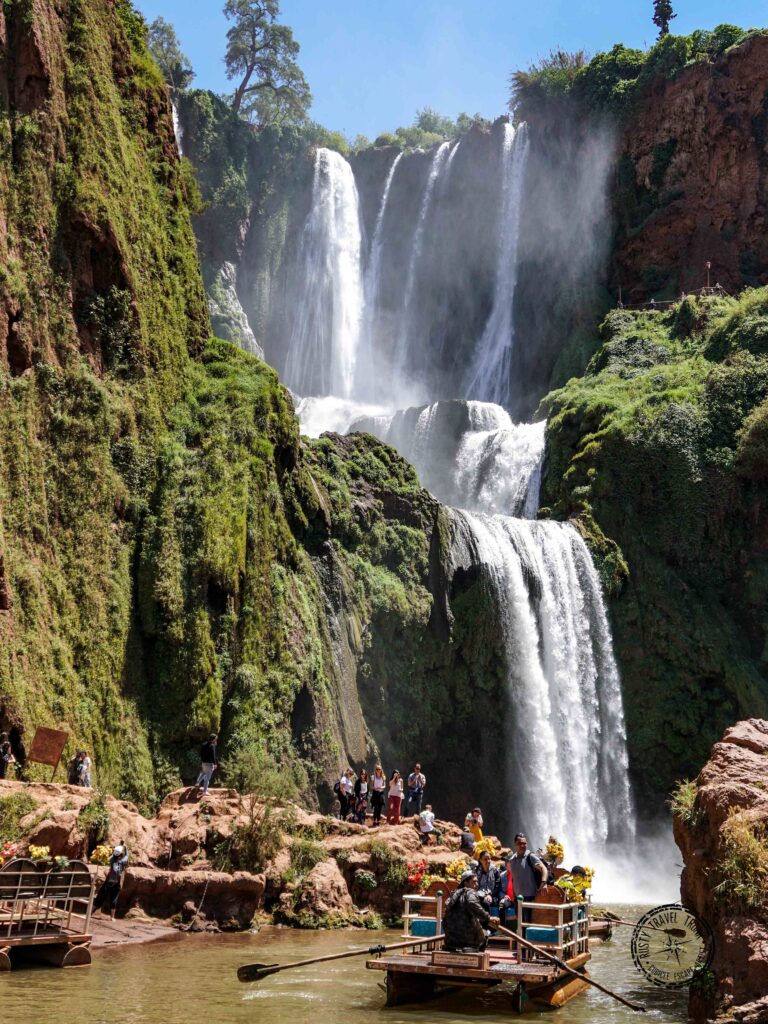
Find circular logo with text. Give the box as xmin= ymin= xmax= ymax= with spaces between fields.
xmin=631 ymin=904 xmax=714 ymax=988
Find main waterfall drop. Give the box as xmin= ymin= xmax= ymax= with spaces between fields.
xmin=284 ymin=148 xmax=364 ymax=398
xmin=450 ymin=511 xmax=635 ymax=856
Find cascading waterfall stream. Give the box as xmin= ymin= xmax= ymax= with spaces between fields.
xmin=278 ymin=128 xmax=639 ymax=880
xmin=284 ymin=148 xmax=364 ymax=398
xmin=467 ymin=122 xmax=530 ymax=405
xmin=450 ymin=511 xmax=635 ymax=860
xmin=397 ymin=141 xmax=453 ymax=376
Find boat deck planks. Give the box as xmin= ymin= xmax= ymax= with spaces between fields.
xmin=366 ymin=949 xmax=590 ymax=986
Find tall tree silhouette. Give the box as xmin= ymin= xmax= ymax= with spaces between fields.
xmin=224 ymin=0 xmax=311 ymax=126
xmin=652 ymin=0 xmax=677 ymax=39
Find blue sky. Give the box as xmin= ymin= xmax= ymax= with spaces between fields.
xmin=135 ymin=1 xmax=767 ymax=138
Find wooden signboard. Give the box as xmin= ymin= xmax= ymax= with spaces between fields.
xmin=431 ymin=950 xmax=489 ymax=970
xmin=28 ymin=726 xmax=69 ymax=779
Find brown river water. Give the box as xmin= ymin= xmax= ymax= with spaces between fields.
xmin=2 ymin=905 xmax=688 ymax=1023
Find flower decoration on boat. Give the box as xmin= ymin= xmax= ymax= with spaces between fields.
xmin=53 ymin=856 xmax=71 ymax=869
xmin=89 ymin=845 xmax=112 ymax=865
xmin=445 ymin=857 xmax=469 ymax=880
xmin=1 ymin=841 xmax=19 ymax=863
xmin=554 ymin=866 xmax=595 ymax=902
xmin=29 ymin=844 xmax=51 ymax=861
xmin=545 ymin=837 xmax=564 ymax=865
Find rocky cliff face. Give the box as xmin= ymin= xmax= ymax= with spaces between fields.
xmin=614 ymin=33 xmax=768 ymax=302
xmin=673 ymin=719 xmax=768 ymax=1023
xmin=0 ymin=0 xmax=492 ymax=815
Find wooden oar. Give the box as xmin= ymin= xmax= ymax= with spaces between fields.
xmin=593 ymin=915 xmax=686 ymax=938
xmin=237 ymin=933 xmax=443 ymax=983
xmin=495 ymin=924 xmax=646 ymax=1012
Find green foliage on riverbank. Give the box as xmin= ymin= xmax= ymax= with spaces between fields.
xmin=542 ymin=292 xmax=768 ymax=811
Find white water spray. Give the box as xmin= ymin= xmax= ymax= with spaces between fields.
xmin=284 ymin=148 xmax=364 ymax=398
xmin=467 ymin=123 xmax=530 ymax=406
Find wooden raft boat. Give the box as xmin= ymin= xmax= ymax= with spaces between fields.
xmin=366 ymin=889 xmax=592 ymax=1010
xmin=0 ymin=858 xmax=95 ymax=971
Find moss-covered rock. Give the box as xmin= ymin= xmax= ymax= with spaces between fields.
xmin=541 ymin=294 xmax=768 ymax=813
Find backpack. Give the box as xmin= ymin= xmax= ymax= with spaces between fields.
xmin=333 ymin=780 xmax=341 ymax=795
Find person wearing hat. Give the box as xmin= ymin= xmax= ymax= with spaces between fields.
xmin=443 ymin=869 xmax=500 ymax=951
xmin=93 ymin=841 xmax=129 ymax=919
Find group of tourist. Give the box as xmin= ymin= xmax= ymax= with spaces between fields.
xmin=443 ymin=833 xmax=549 ymax=951
xmin=67 ymin=750 xmax=93 ymax=787
xmin=334 ymin=762 xmax=427 ymax=826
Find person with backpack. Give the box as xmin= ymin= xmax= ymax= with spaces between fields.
xmin=195 ymin=733 xmax=217 ymax=796
xmin=443 ymin=870 xmax=500 ymax=951
xmin=93 ymin=842 xmax=129 ymax=919
xmin=507 ymin=833 xmax=548 ymax=920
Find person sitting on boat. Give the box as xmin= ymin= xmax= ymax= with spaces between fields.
xmin=443 ymin=869 xmax=500 ymax=952
xmin=465 ymin=807 xmax=483 ymax=842
xmin=498 ymin=854 xmax=517 ymax=924
xmin=475 ymin=850 xmax=501 ymax=907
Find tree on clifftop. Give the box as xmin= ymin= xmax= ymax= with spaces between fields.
xmin=148 ymin=17 xmax=195 ymax=95
xmin=224 ymin=0 xmax=311 ymax=126
xmin=652 ymin=0 xmax=677 ymax=39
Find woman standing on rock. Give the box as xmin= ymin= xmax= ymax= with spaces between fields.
xmin=370 ymin=764 xmax=386 ymax=826
xmin=354 ymin=768 xmax=369 ymax=824
xmin=387 ymin=769 xmax=404 ymax=825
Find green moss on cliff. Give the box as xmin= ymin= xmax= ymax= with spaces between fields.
xmin=542 ymin=293 xmax=768 ymax=811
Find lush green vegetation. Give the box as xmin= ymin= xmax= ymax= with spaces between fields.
xmin=0 ymin=792 xmax=37 ymax=842
xmin=511 ymin=25 xmax=758 ymax=120
xmin=714 ymin=812 xmax=768 ymax=918
xmin=542 ymin=291 xmax=768 ymax=809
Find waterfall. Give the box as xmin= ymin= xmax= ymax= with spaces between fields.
xmin=284 ymin=148 xmax=364 ymax=398
xmin=351 ymin=399 xmax=545 ymax=518
xmin=466 ymin=123 xmax=530 ymax=406
xmin=172 ymin=102 xmax=183 ymax=155
xmin=355 ymin=152 xmax=404 ymax=399
xmin=450 ymin=511 xmax=635 ymax=857
xmin=397 ymin=141 xmax=453 ymax=374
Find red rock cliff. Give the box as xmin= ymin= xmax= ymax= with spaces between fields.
xmin=673 ymin=719 xmax=768 ymax=1024
xmin=614 ymin=34 xmax=768 ymax=302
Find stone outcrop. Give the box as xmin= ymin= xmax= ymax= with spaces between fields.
xmin=673 ymin=719 xmax=768 ymax=1023
xmin=1 ymin=779 xmax=481 ymax=928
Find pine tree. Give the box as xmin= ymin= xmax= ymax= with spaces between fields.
xmin=652 ymin=0 xmax=677 ymax=39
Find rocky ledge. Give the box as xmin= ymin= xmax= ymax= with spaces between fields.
xmin=0 ymin=781 xmax=481 ymax=932
xmin=673 ymin=719 xmax=768 ymax=1023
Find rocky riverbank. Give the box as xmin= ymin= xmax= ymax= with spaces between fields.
xmin=0 ymin=780 xmax=479 ymax=933
xmin=673 ymin=719 xmax=768 ymax=1024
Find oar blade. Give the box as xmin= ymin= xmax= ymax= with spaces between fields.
xmin=237 ymin=962 xmax=279 ymax=983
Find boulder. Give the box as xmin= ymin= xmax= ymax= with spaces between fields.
xmin=294 ymin=859 xmax=353 ymax=916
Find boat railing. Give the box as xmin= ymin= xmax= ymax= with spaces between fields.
xmin=402 ymin=889 xmax=589 ymax=961
xmin=512 ymin=895 xmax=590 ymax=961
xmin=0 ymin=859 xmax=95 ymax=943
